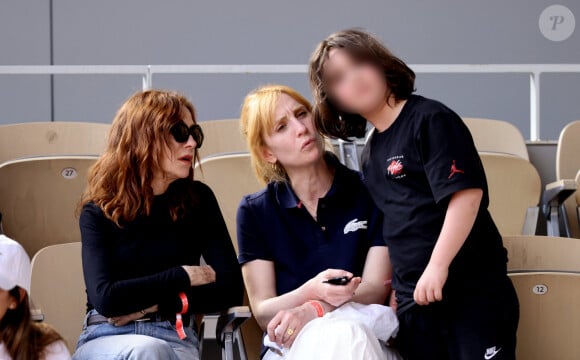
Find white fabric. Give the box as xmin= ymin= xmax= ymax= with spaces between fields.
xmin=0 ymin=340 xmax=71 ymax=360
xmin=0 ymin=235 xmax=31 ymax=293
xmin=42 ymin=341 xmax=72 ymax=360
xmin=0 ymin=342 xmax=10 ymax=360
xmin=263 ymin=303 xmax=400 ymax=360
xmin=326 ymin=302 xmax=399 ymax=342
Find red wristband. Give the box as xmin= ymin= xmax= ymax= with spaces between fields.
xmin=175 ymin=292 xmax=189 ymax=340
xmin=175 ymin=314 xmax=187 ymax=340
xmin=179 ymin=292 xmax=189 ymax=314
xmin=307 ymin=300 xmax=324 ymax=317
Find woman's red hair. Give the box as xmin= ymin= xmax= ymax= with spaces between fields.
xmin=81 ymin=90 xmax=200 ymax=226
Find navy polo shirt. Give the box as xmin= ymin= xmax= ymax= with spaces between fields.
xmin=236 ymin=154 xmax=386 ymax=296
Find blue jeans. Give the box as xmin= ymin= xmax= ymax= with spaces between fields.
xmin=72 ymin=309 xmax=200 ymax=360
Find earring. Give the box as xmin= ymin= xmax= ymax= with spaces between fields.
xmin=8 ymin=303 xmax=16 ymax=310
xmin=271 ymin=162 xmax=281 ymax=173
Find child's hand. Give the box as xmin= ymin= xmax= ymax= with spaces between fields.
xmin=413 ymin=263 xmax=448 ymax=305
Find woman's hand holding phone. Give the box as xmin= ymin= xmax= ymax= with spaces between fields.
xmin=306 ymin=269 xmax=361 ymax=307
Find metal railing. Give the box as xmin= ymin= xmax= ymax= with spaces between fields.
xmin=1 ymin=63 xmax=580 ymax=141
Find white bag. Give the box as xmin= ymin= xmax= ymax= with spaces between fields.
xmin=263 ymin=303 xmax=401 ymax=360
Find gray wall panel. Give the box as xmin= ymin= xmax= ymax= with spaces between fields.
xmin=540 ymin=73 xmax=580 ymax=140
xmin=1 ymin=0 xmax=578 ymax=141
xmin=0 ymin=1 xmax=51 ymax=123
xmin=152 ymin=74 xmax=312 ymax=121
xmin=52 ymin=75 xmax=143 ymax=123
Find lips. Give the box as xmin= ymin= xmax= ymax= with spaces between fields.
xmin=178 ymin=154 xmax=193 ymax=163
xmin=301 ymin=139 xmax=315 ymax=151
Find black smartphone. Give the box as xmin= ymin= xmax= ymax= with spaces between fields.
xmin=323 ymin=276 xmax=352 ymax=285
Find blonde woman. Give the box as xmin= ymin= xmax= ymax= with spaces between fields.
xmin=237 ymin=85 xmax=400 ymax=359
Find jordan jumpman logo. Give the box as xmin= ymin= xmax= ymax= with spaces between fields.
xmin=448 ymin=160 xmax=465 ymax=179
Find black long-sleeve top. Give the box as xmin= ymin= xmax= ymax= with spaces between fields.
xmin=79 ymin=180 xmax=243 ymax=318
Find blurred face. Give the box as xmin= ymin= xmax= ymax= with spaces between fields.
xmin=154 ymin=107 xmax=197 ymax=192
xmin=323 ymin=48 xmax=388 ymax=115
xmin=262 ymin=93 xmax=324 ymax=172
xmin=0 ymin=288 xmax=19 ymax=322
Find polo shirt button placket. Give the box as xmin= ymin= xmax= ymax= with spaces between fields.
xmin=318 ymin=201 xmax=328 ymax=233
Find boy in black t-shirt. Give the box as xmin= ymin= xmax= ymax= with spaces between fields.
xmin=309 ymin=29 xmax=519 ymax=360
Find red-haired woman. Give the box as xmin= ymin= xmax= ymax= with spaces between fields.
xmin=72 ymin=90 xmax=243 ymax=360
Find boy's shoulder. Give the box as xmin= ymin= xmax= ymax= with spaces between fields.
xmin=407 ymin=94 xmax=459 ymax=120
xmin=401 ymin=94 xmax=464 ymax=136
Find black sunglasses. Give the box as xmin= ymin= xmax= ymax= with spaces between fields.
xmin=170 ymin=122 xmax=204 ymax=148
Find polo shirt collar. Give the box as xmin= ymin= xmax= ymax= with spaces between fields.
xmin=276 ymin=181 xmax=301 ymax=208
xmin=274 ymin=152 xmax=357 ymax=209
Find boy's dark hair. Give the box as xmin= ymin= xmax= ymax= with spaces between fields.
xmin=309 ymin=28 xmax=416 ymax=140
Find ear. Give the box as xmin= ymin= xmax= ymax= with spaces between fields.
xmin=260 ymin=145 xmax=277 ymax=164
xmin=17 ymin=288 xmax=26 ymax=304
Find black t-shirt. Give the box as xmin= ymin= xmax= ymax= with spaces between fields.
xmin=79 ymin=180 xmax=243 ymax=318
xmin=361 ymin=94 xmax=508 ymax=314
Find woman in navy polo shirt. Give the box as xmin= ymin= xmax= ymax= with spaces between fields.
xmin=237 ymin=85 xmax=399 ymax=359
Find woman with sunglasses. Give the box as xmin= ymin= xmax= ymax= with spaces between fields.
xmin=72 ymin=90 xmax=243 ymax=360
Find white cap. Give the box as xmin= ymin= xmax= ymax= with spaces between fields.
xmin=0 ymin=235 xmax=31 ymax=294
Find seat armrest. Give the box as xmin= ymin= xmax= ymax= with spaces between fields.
xmin=216 ymin=306 xmax=251 ymax=346
xmin=31 ymin=308 xmax=44 ymax=322
xmin=542 ymin=179 xmax=577 ymax=206
xmin=542 ymin=179 xmax=577 ymax=237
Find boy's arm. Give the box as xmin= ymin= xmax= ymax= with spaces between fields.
xmin=414 ymin=188 xmax=483 ymax=305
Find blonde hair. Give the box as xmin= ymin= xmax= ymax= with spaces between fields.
xmin=240 ymin=85 xmax=322 ymax=185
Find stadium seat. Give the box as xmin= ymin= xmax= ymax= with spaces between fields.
xmin=576 ymin=171 xmax=580 ymax=233
xmin=30 ymin=242 xmax=85 ymax=354
xmin=504 ymin=235 xmax=580 ymax=272
xmin=198 ymin=119 xmax=247 ymax=160
xmin=542 ymin=120 xmax=580 ymax=238
xmin=195 ymin=153 xmax=262 ymax=253
xmin=556 ymin=121 xmax=580 ymax=181
xmin=195 ymin=153 xmax=264 ymax=360
xmin=463 ymin=117 xmax=529 ymax=159
xmin=480 ymin=153 xmax=541 ymax=235
xmin=0 ymin=156 xmax=97 ymax=257
xmin=0 ymin=122 xmax=109 ymax=164
xmin=509 ymin=272 xmax=580 ymax=360
xmin=504 ymin=235 xmax=580 ymax=359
